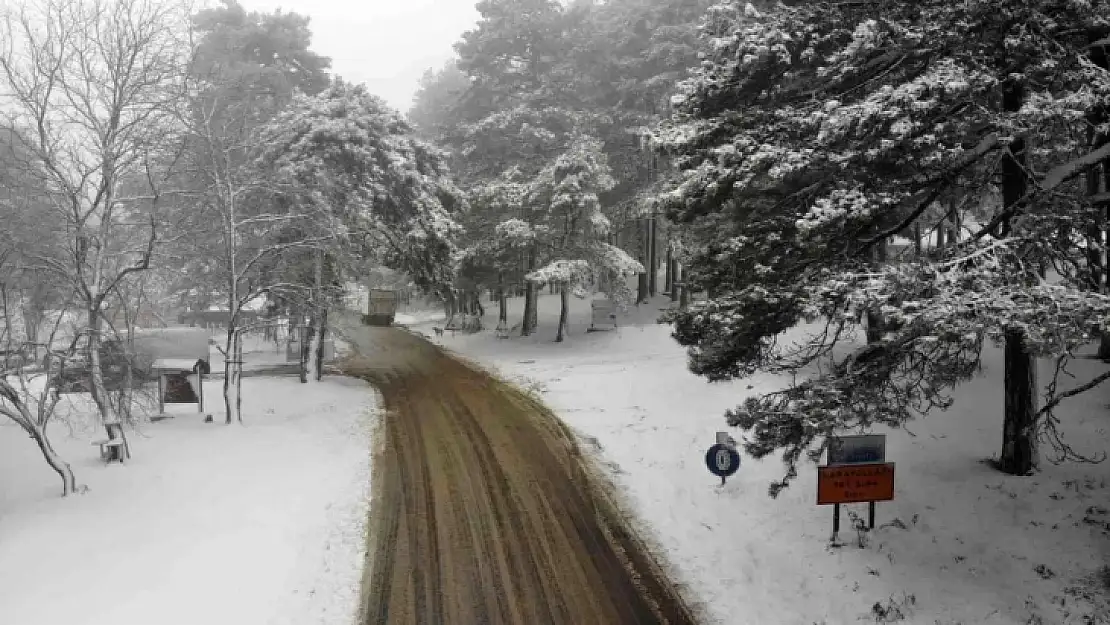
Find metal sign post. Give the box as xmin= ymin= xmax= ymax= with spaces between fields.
xmin=820 ymin=434 xmax=893 ymax=541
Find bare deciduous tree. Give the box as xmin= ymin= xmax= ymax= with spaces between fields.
xmin=0 ymin=272 xmax=82 ymax=495
xmin=0 ymin=0 xmax=190 ymax=458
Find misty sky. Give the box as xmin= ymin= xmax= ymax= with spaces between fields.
xmin=240 ymin=0 xmax=480 ymax=113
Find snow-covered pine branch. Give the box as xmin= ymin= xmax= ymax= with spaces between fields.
xmin=657 ymin=0 xmax=1110 ymax=493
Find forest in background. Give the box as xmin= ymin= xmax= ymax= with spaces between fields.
xmin=3 ymin=0 xmax=1110 ymax=498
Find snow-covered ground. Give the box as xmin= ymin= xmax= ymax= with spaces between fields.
xmin=408 ymin=290 xmax=1110 ymax=625
xmin=0 ymin=372 xmax=377 ymax=625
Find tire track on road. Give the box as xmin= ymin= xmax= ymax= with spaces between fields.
xmin=340 ymin=322 xmax=701 ymax=625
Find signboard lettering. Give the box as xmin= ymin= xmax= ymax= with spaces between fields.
xmin=817 ymin=462 xmax=895 ymax=505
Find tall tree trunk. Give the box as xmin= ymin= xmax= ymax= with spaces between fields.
xmin=947 ymin=195 xmax=960 ymax=244
xmin=234 ymin=331 xmax=243 ymax=419
xmin=497 ymin=272 xmax=508 ymax=328
xmin=120 ymin=353 xmax=134 ymax=425
xmin=1088 ymin=42 xmax=1110 ymax=360
xmin=936 ymin=220 xmax=946 ymax=251
xmin=522 ymin=281 xmax=536 ymax=335
xmin=555 ymin=285 xmax=569 ymax=343
xmin=648 ymin=216 xmax=658 ymax=297
xmin=865 ymin=239 xmax=888 ymax=343
xmin=306 ymin=249 xmax=325 ymax=383
xmin=912 ymin=222 xmax=922 ymax=258
xmin=999 ymin=78 xmax=1038 ymax=476
xmin=117 ymin=295 xmax=141 ymax=425
xmin=1087 ymin=137 xmax=1105 ymax=288
xmin=223 ymin=222 xmax=244 ymax=420
xmin=671 ymin=261 xmax=680 ymax=302
xmin=664 ymin=244 xmax=673 ymax=293
xmin=227 ymin=326 xmax=245 ymax=418
xmin=299 ymin=324 xmax=312 ymax=384
xmin=314 ymin=308 xmax=327 ymax=382
xmin=1001 ymin=329 xmax=1038 ymax=474
xmin=228 ymin=324 xmax=243 ymax=414
xmin=87 ymin=308 xmax=127 ymax=461
xmin=1104 ymin=156 xmax=1110 ymax=296
xmin=637 ymin=218 xmax=650 ymax=304
xmin=522 ymin=248 xmax=538 ymax=336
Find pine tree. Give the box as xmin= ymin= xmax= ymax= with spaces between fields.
xmin=525 ymin=136 xmax=643 ymax=341
xmin=657 ymin=0 xmax=1110 ymax=495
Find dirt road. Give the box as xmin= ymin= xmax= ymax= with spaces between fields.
xmin=337 ymin=320 xmax=700 ymax=625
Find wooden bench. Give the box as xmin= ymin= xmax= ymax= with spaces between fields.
xmin=91 ymin=438 xmax=126 ymax=463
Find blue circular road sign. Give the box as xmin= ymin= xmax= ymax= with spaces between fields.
xmin=705 ymin=443 xmax=741 ymax=478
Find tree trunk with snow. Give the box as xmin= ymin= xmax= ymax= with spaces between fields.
xmin=1001 ymin=329 xmax=1038 ymax=474
xmin=637 ymin=219 xmax=650 ymax=304
xmin=0 ymin=378 xmax=79 ymax=495
xmin=999 ymin=79 xmax=1038 ymax=476
xmin=647 ymin=216 xmax=658 ymax=297
xmin=664 ymin=244 xmax=673 ymax=294
xmin=29 ymin=424 xmax=77 ymax=495
xmin=497 ymin=273 xmax=508 ymax=326
xmin=119 ymin=353 xmax=135 ymax=425
xmin=865 ymin=239 xmax=887 ymax=344
xmin=678 ymin=265 xmax=689 ymax=310
xmin=555 ymin=285 xmax=569 ymax=343
xmin=311 ymin=308 xmax=326 ymax=382
xmin=522 ymin=249 xmax=538 ymax=336
xmin=305 ymin=249 xmax=325 ymax=383
xmin=948 ymin=199 xmax=960 ymax=244
xmin=298 ymin=323 xmax=311 ymax=384
xmin=671 ymin=261 xmax=680 ymax=302
xmin=305 ymin=324 xmax=321 ymax=382
xmin=87 ymin=308 xmax=128 ymax=461
xmin=1104 ymin=155 xmax=1110 ymax=293
xmin=472 ymin=291 xmax=484 ymax=321
xmin=223 ymin=327 xmax=243 ymax=424
xmin=1086 ymin=42 xmax=1110 ymax=360
xmin=234 ymin=332 xmax=243 ymax=419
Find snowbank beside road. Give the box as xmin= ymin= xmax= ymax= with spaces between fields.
xmin=0 ymin=375 xmax=377 ymax=625
xmin=427 ymin=291 xmax=1110 ymax=625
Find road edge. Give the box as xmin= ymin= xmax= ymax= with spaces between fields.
xmin=434 ymin=344 xmax=710 ymax=625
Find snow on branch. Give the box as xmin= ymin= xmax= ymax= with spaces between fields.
xmin=592 ymin=243 xmax=645 ymax=276
xmin=525 ymin=260 xmax=590 ymax=286
xmin=494 ymin=219 xmax=542 ymax=247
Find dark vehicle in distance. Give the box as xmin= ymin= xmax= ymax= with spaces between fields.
xmin=49 ymin=339 xmax=155 ymax=393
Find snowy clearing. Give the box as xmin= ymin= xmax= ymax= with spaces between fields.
xmin=412 ymin=291 xmax=1110 ymax=625
xmin=0 ymin=374 xmax=377 ymax=625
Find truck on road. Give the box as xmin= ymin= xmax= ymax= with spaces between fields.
xmin=363 ymin=288 xmax=400 ymax=326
